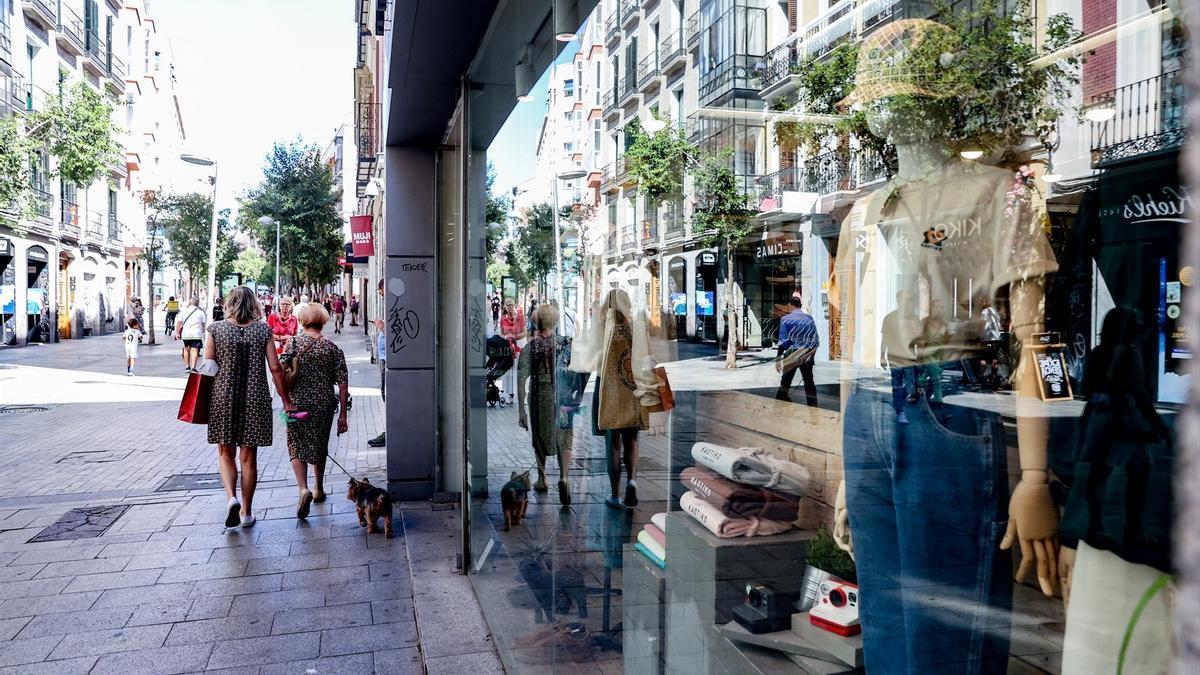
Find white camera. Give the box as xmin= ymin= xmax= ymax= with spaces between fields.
xmin=808 ymin=579 xmax=861 ymax=636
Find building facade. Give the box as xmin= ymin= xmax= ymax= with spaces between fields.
xmin=0 ymin=0 xmax=187 ymax=346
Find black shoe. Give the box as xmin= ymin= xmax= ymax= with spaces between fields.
xmin=367 ymin=432 xmax=386 ymax=447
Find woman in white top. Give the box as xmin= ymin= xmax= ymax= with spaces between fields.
xmin=174 ymin=296 xmax=208 ymax=373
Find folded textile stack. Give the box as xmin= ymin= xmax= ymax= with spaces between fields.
xmin=679 ymin=492 xmax=794 ymax=538
xmin=680 ymin=466 xmax=799 ymax=521
xmin=691 ymin=443 xmax=811 ymax=496
xmin=634 ymin=512 xmax=668 ymax=569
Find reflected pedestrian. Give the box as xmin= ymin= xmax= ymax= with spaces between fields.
xmin=203 ymin=286 xmax=294 ymax=528
xmin=350 ymin=295 xmax=360 ymax=326
xmin=331 ymin=295 xmax=345 ymax=334
xmin=774 ymin=292 xmax=819 ymax=406
xmin=175 ymin=297 xmax=207 ymax=373
xmin=268 ymin=295 xmax=299 ymax=355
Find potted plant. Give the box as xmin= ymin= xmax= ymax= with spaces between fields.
xmin=799 ymin=526 xmax=858 ymax=612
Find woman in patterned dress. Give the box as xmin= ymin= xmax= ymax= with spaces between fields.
xmin=204 ymin=286 xmax=294 ymax=529
xmin=280 ymin=302 xmax=350 ymax=519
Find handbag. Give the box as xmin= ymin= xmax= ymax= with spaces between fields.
xmin=177 ymin=371 xmax=213 ymax=424
xmin=284 ymin=335 xmax=321 ymax=388
xmin=644 ymin=366 xmax=675 ymax=413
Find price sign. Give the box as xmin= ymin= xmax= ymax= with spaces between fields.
xmin=1030 ymin=344 xmax=1073 ymax=401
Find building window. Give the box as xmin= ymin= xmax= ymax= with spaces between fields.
xmin=563 ymin=78 xmax=574 ymax=98
xmin=593 ymin=119 xmax=602 ymax=167
xmin=575 ymin=61 xmax=583 ymax=101
xmin=594 ymin=61 xmax=601 ymax=106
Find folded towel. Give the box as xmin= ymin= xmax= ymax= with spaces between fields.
xmin=680 ymin=491 xmax=794 ymax=538
xmin=651 ymin=512 xmax=667 ymax=532
xmin=637 ymin=528 xmax=666 ymax=562
xmin=680 ymin=466 xmax=799 ymax=521
xmin=644 ymin=523 xmax=666 ymax=550
xmin=635 ymin=541 xmax=666 ymax=569
xmin=691 ymin=443 xmax=811 ymax=496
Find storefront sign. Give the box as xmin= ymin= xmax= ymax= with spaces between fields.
xmin=756 ymin=237 xmax=800 ymax=260
xmin=350 ymin=216 xmax=375 ymax=257
xmin=353 ymin=266 xmax=370 ymax=280
xmin=1030 ymin=344 xmax=1073 ymax=401
xmin=338 ymin=256 xmax=347 ymax=267
xmin=699 ymin=252 xmax=717 ymax=266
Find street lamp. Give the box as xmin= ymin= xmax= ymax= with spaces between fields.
xmin=257 ymin=216 xmax=281 ymax=310
xmin=180 ymin=153 xmax=219 ymax=322
xmin=552 ymin=168 xmax=588 ymax=324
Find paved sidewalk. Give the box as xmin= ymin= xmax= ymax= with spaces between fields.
xmin=0 ymin=323 xmax=501 ymax=674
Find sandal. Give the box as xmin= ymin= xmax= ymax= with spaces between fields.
xmin=296 ymin=490 xmax=313 ymax=519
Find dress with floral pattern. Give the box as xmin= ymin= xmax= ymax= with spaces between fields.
xmin=206 ymin=320 xmax=275 ymax=447
xmin=280 ymin=334 xmax=348 ymax=464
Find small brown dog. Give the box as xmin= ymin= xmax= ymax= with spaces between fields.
xmin=347 ymin=478 xmax=394 ymax=538
xmin=500 ymin=471 xmax=531 ymax=531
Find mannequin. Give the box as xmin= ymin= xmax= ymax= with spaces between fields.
xmin=834 ymin=18 xmax=1059 ymax=675
xmin=517 ymin=304 xmax=575 ymax=505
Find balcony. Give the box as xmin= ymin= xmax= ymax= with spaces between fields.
xmin=9 ymin=71 xmax=24 ymax=111
xmin=1088 ymin=69 xmax=1185 ymax=167
xmin=30 ymin=188 xmax=51 ymax=221
xmin=107 ymin=216 xmax=122 ymax=248
xmin=22 ymin=0 xmax=57 ymax=31
xmin=0 ymin=17 xmax=10 ymax=65
xmin=621 ymin=226 xmax=635 ymax=251
xmin=686 ymin=12 xmax=700 ymax=48
xmin=618 ymin=76 xmax=638 ymax=105
xmin=637 ymin=53 xmax=659 ymax=93
xmin=662 ymin=200 xmax=685 ymax=240
xmin=640 ymin=219 xmax=659 ymax=249
xmin=56 ymin=5 xmax=86 ymax=56
xmin=107 ymin=53 xmax=127 ymax=94
xmin=621 ymin=0 xmax=639 ymax=28
xmin=602 ymin=89 xmax=619 ymax=119
xmin=756 ymin=149 xmax=888 ymax=218
xmin=24 ymin=84 xmax=49 ymax=113
xmin=659 ymin=31 xmax=686 ymax=76
xmin=606 ymin=230 xmax=617 ymax=254
xmin=760 ymin=0 xmax=890 ymax=101
xmin=698 ymin=54 xmax=766 ymax=107
xmin=84 ymin=30 xmax=107 ymax=76
xmin=85 ymin=212 xmax=106 ymax=244
xmin=605 ymin=12 xmax=620 ymax=45
xmin=355 ymin=101 xmax=379 ymax=197
xmin=614 ymin=155 xmax=635 ymax=187
xmin=60 ymin=199 xmax=81 ymax=239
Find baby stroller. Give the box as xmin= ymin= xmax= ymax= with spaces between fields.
xmin=485 ymin=335 xmax=515 ymax=408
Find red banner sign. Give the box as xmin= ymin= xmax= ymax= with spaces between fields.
xmin=350 ymin=215 xmax=375 ymax=257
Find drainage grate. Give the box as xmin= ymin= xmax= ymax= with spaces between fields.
xmin=156 ymin=473 xmax=224 ymax=492
xmin=28 ymin=505 xmax=130 ymax=543
xmin=0 ymin=405 xmax=50 ymax=416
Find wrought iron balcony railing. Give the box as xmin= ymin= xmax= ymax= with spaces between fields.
xmin=621 ymin=0 xmax=639 ymax=27
xmin=31 ymin=188 xmax=51 ymax=220
xmin=86 ymin=212 xmax=106 ymax=242
xmin=698 ymin=54 xmax=766 ymax=106
xmin=602 ymin=88 xmax=616 ymax=114
xmin=1087 ymin=69 xmax=1185 ymax=166
xmin=605 ymin=12 xmax=620 ymax=42
xmin=0 ymin=16 xmax=11 ymax=60
xmin=621 ymin=226 xmax=635 ymax=250
xmin=108 ymin=216 xmax=122 ymax=244
xmin=663 ymin=201 xmax=685 ymax=239
xmin=61 ymin=199 xmax=81 ymax=236
xmin=606 ymin=230 xmax=617 ymax=253
xmin=56 ymin=5 xmax=86 ymax=54
xmin=757 ymin=148 xmax=888 ymax=203
xmin=108 ymin=52 xmax=126 ymax=81
xmin=760 ymin=0 xmax=897 ymax=93
xmin=86 ymin=29 xmax=105 ymax=60
xmin=619 ymin=76 xmax=637 ymax=103
xmin=659 ymin=30 xmax=685 ymax=72
xmin=686 ymin=12 xmax=700 ymax=46
xmin=9 ymin=71 xmax=24 ymax=110
xmin=641 ymin=219 xmax=658 ymax=244
xmin=637 ymin=53 xmax=659 ymax=89
xmin=22 ymin=0 xmax=57 ymax=30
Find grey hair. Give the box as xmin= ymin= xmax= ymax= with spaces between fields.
xmin=223 ymin=286 xmax=262 ymax=324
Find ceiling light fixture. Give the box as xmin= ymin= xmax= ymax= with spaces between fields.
xmin=554 ymin=0 xmax=579 ymax=42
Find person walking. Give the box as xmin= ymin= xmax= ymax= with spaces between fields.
xmin=203 ymin=286 xmax=293 ymax=528
xmin=131 ymin=298 xmax=146 ymax=335
xmin=268 ymin=296 xmax=299 ymax=355
xmin=490 ymin=293 xmax=501 ymax=328
xmin=517 ymin=304 xmax=578 ymax=504
xmin=774 ymin=292 xmax=820 ymax=406
xmin=122 ymin=318 xmax=142 ymax=376
xmin=165 ymin=296 xmax=180 ymax=335
xmin=349 ymin=295 xmax=360 ymax=326
xmin=174 ymin=297 xmax=207 ymax=373
xmin=499 ymin=297 xmax=527 ymax=405
xmin=331 ymin=295 xmax=346 ymax=334
xmin=367 ymin=317 xmax=388 ymax=448
xmin=280 ymin=303 xmax=350 ymax=516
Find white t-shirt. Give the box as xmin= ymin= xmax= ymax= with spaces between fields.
xmin=178 ymin=306 xmax=207 ymax=339
xmin=123 ymin=328 xmax=140 ymax=357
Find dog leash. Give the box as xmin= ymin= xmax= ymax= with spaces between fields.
xmin=324 ymin=450 xmax=364 ymax=486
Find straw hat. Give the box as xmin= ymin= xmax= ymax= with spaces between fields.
xmin=839 ymin=18 xmax=960 ymax=109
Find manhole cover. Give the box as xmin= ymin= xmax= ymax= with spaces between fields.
xmin=0 ymin=405 xmax=50 ymax=415
xmin=29 ymin=505 xmax=130 ymax=543
xmin=157 ymin=473 xmax=224 ymax=492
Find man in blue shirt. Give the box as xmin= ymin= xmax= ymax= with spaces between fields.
xmin=775 ymin=292 xmax=820 ymax=406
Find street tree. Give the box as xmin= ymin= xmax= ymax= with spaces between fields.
xmin=158 ymin=193 xmax=239 ymax=294
xmin=692 ymin=152 xmax=759 ymax=369
xmin=510 ymin=202 xmax=555 ymax=297
xmin=138 ymin=192 xmax=169 ymax=345
xmin=233 ymin=248 xmax=268 ymax=286
xmin=239 ymin=140 xmax=343 ymax=294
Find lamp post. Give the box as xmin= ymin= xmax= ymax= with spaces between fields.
xmin=551 ymin=168 xmax=588 ymax=323
xmin=257 ymin=216 xmax=281 ymax=310
xmin=180 ymin=154 xmax=219 ymax=321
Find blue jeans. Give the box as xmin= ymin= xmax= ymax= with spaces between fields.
xmin=843 ymin=379 xmax=1011 ymax=674
xmin=889 ymin=366 xmax=916 ymax=413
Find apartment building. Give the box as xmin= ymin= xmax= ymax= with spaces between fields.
xmin=352 ymin=0 xmax=386 ymax=330
xmin=0 ymin=0 xmax=187 ymax=346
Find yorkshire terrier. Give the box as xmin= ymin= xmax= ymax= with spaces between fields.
xmin=500 ymin=470 xmax=531 ymax=532
xmin=347 ymin=478 xmax=394 ymax=538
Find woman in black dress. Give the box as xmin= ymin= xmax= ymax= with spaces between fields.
xmin=204 ymin=286 xmax=294 ymax=528
xmin=280 ymin=302 xmax=350 ymax=518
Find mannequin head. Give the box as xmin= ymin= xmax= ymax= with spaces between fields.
xmin=600 ymin=288 xmax=632 ymax=324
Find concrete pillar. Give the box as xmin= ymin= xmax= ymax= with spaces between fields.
xmin=383 ymin=147 xmax=438 ymax=500
xmin=13 ymin=245 xmax=28 ymax=346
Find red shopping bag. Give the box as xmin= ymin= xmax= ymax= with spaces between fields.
xmin=178 ymin=372 xmax=213 ymax=424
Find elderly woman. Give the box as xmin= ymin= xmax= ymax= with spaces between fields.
xmin=267 ymin=295 xmax=299 ymax=355
xmin=204 ymin=286 xmax=293 ymax=528
xmin=280 ymin=302 xmax=349 ymax=518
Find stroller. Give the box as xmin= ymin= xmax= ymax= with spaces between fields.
xmin=485 ymin=335 xmax=515 ymax=407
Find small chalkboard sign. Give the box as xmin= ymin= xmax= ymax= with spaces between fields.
xmin=1032 ymin=331 xmax=1061 ymax=346
xmin=1030 ymin=344 xmax=1073 ymax=401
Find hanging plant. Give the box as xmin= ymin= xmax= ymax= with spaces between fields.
xmin=624 ymin=115 xmax=692 ymax=202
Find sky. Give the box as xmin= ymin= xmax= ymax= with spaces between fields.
xmin=152 ymin=0 xmax=356 ymax=216
xmin=487 ymin=41 xmax=580 ymax=198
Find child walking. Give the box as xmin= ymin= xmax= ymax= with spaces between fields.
xmin=123 ymin=318 xmax=142 ymax=376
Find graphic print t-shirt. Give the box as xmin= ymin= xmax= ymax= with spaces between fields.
xmin=863 ymin=163 xmax=1058 ymax=365
xmin=123 ymin=328 xmax=140 ymax=354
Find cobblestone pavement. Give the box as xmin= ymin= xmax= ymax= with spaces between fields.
xmin=0 ymin=324 xmax=500 ymax=674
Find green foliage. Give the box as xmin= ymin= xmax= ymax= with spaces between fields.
xmin=487 ymin=259 xmax=510 ymax=288
xmin=777 ymin=43 xmax=865 ymax=156
xmin=38 ymin=81 xmax=122 ymax=187
xmin=805 ymin=526 xmax=857 ymax=584
xmin=239 ymin=140 xmax=345 ymax=291
xmin=233 ymin=248 xmax=268 ymax=283
xmin=624 ymin=116 xmax=692 ymax=202
xmin=692 ymin=152 xmax=758 ymax=249
xmin=485 ymin=161 xmax=511 ymax=227
xmin=158 ymin=193 xmax=239 ymax=287
xmin=509 ymin=202 xmax=556 ymax=291
xmin=0 ymin=115 xmax=35 ymax=232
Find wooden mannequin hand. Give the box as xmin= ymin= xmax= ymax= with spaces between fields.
xmin=1000 ymin=477 xmax=1060 ymax=597
xmin=1059 ymin=545 xmax=1075 ymax=610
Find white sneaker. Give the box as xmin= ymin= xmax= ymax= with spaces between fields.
xmin=225 ymin=499 xmax=241 ymax=528
xmin=240 ymin=513 xmax=257 ymax=528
